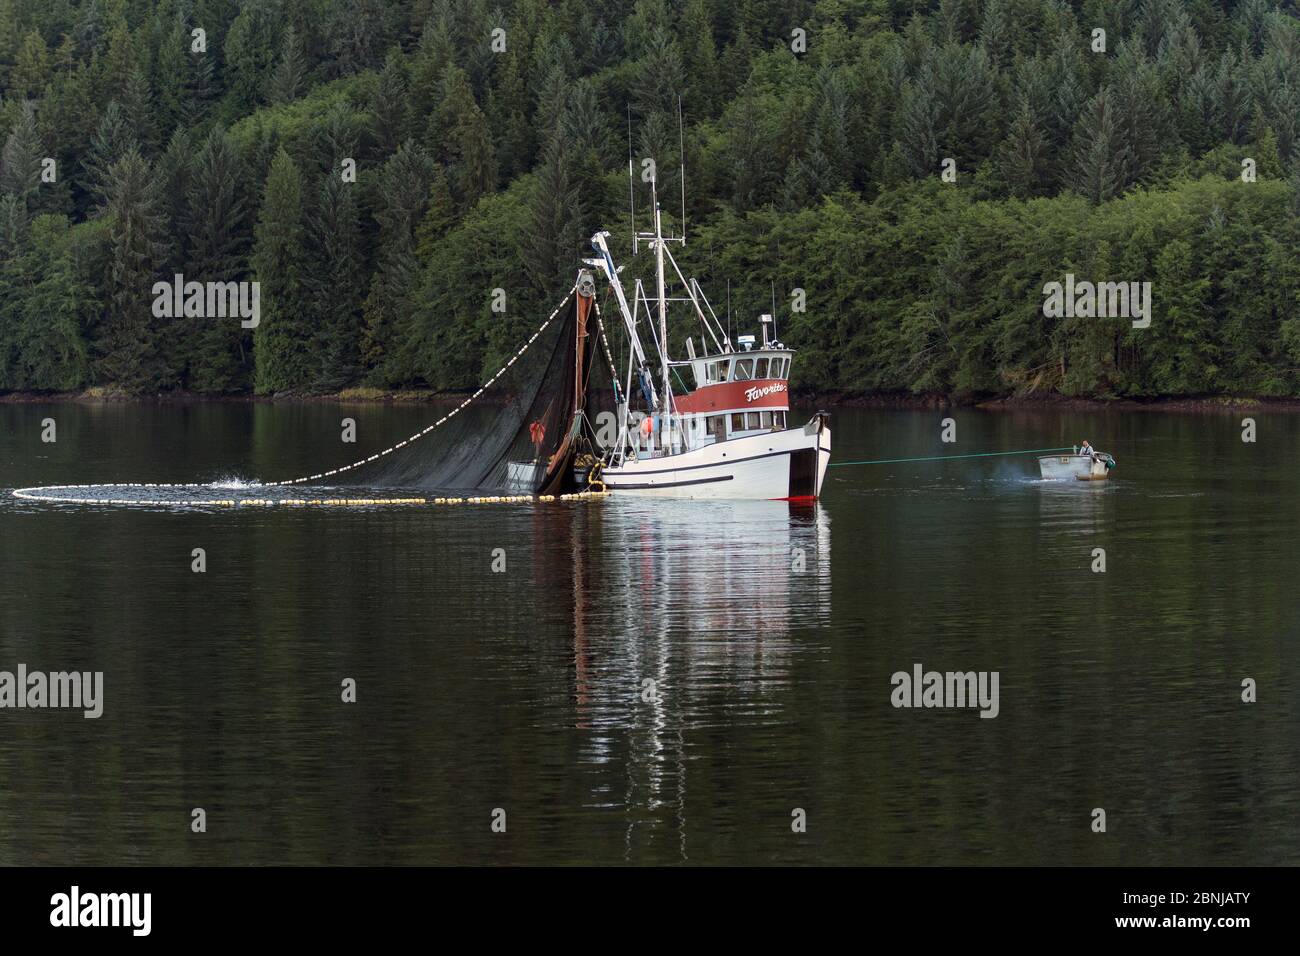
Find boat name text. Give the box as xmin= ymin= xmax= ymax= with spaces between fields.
xmin=745 ymin=383 xmax=788 ymax=403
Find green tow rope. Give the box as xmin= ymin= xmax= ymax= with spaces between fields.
xmin=828 ymin=446 xmax=1077 ymax=467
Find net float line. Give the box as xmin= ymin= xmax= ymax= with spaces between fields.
xmin=10 ymin=286 xmax=584 ymax=507
xmin=9 ymin=489 xmax=611 ymax=507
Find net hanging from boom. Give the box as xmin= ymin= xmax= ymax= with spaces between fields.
xmin=350 ymin=277 xmax=612 ymax=495
xmin=12 ymin=280 xmax=615 ymax=506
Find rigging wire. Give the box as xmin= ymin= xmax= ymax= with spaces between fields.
xmin=828 ymin=446 xmax=1077 ymax=467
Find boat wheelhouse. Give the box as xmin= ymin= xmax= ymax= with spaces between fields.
xmin=675 ymin=341 xmax=792 ymax=440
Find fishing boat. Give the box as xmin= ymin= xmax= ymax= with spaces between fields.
xmin=582 ymin=194 xmax=830 ymax=500
xmin=1038 ymin=450 xmax=1116 ymax=481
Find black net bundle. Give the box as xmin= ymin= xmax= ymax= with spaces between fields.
xmin=343 ymin=286 xmax=615 ymax=495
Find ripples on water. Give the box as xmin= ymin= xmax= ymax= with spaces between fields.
xmin=0 ymin=403 xmax=1296 ymax=864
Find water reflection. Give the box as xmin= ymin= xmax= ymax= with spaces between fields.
xmin=1032 ymin=475 xmax=1113 ymax=536
xmin=553 ymin=500 xmax=831 ymax=860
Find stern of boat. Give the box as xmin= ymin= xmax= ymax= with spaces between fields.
xmin=792 ymin=410 xmax=831 ymax=501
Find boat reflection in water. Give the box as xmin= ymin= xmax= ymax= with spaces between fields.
xmin=530 ymin=497 xmax=831 ymax=860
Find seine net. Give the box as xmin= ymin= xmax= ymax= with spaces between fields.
xmin=343 ymin=289 xmax=613 ymax=495
xmin=12 ymin=285 xmax=616 ymax=506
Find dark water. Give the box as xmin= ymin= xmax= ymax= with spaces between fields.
xmin=1 ymin=401 xmax=1297 ymax=865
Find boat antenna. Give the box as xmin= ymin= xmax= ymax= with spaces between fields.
xmin=627 ymin=104 xmax=637 ymax=255
xmin=726 ymin=279 xmax=732 ymax=344
xmin=770 ymin=280 xmax=777 ymax=341
xmin=677 ymin=96 xmax=687 ymax=242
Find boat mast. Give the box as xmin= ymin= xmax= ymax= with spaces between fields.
xmin=653 ymin=184 xmax=671 ymax=447
xmin=585 ymin=111 xmax=693 ymax=459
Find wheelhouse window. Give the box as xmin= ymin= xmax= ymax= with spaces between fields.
xmin=709 ymin=360 xmax=729 ymax=383
xmin=734 ymin=359 xmax=754 ymax=381
xmin=772 ymin=358 xmax=786 ymax=379
xmin=754 ymin=358 xmax=769 ymax=379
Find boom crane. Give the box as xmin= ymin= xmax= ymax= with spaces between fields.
xmin=586 ymin=230 xmax=660 ymax=413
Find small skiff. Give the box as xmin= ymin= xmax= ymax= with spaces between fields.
xmin=1038 ymin=452 xmax=1115 ymax=481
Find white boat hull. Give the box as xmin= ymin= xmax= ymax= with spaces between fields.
xmin=602 ymin=417 xmax=830 ymax=499
xmin=1038 ymin=454 xmax=1111 ymax=481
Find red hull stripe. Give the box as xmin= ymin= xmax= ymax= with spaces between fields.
xmin=674 ymin=379 xmax=789 ymax=413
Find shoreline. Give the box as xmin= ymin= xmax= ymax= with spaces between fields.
xmin=1 ymin=387 xmax=1295 ymax=413
xmin=818 ymin=391 xmax=1299 ymax=413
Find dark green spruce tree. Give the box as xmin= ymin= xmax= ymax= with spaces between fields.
xmin=308 ymin=108 xmax=366 ymax=392
xmin=252 ymin=148 xmax=313 ymax=393
xmin=360 ymin=140 xmax=433 ymax=386
xmin=0 ymin=215 xmax=94 ymax=390
xmin=1070 ymin=87 xmax=1129 ymax=204
xmin=183 ymin=127 xmax=251 ymax=392
xmin=98 ymin=149 xmax=169 ymax=390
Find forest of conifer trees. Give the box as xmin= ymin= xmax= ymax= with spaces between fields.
xmin=2 ymin=0 xmax=1300 ymax=400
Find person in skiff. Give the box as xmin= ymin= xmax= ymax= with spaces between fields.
xmin=1078 ymin=439 xmax=1095 ymax=459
